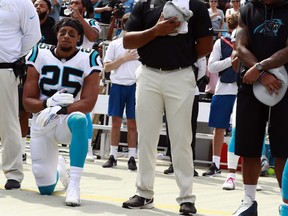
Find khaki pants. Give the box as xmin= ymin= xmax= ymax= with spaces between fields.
xmin=135 ymin=65 xmax=196 ymax=204
xmin=0 ymin=69 xmax=23 ymax=182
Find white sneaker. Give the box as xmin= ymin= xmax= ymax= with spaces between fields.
xmin=58 ymin=155 xmax=70 ymax=190
xmin=256 ymin=184 xmax=262 ymax=191
xmin=66 ymin=186 xmax=80 ymax=207
xmin=86 ymin=147 xmax=95 ymax=162
xmin=233 ymin=195 xmax=258 ymax=215
xmin=222 ymin=176 xmax=236 ymax=190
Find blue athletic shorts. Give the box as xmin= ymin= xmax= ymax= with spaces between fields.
xmin=208 ymin=95 xmax=236 ymax=129
xmin=108 ymin=83 xmax=136 ymax=119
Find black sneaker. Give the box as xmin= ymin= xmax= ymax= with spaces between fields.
xmin=102 ymin=155 xmax=117 ymax=168
xmin=5 ymin=179 xmax=21 ymax=190
xmin=22 ymin=153 xmax=27 ymax=164
xmin=164 ymin=164 xmax=174 ymax=174
xmin=122 ymin=195 xmax=154 ymax=209
xmin=232 ymin=196 xmax=258 ymax=216
xmin=128 ymin=156 xmax=137 ymax=171
xmin=202 ymin=162 xmax=221 ymax=177
xmin=179 ymin=202 xmax=197 ymax=215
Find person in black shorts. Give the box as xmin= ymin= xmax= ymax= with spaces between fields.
xmin=233 ymin=0 xmax=288 ymax=215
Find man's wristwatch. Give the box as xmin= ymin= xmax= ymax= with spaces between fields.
xmin=255 ymin=63 xmax=264 ymax=73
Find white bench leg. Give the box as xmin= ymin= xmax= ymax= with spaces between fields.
xmin=99 ymin=133 xmax=106 ymax=157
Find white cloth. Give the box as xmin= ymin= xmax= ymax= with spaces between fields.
xmin=104 ymin=37 xmax=140 ymax=85
xmin=195 ymin=57 xmax=207 ymax=95
xmin=163 ymin=0 xmax=193 ymax=35
xmin=208 ymin=37 xmax=237 ymax=95
xmin=0 ymin=0 xmax=41 ymax=62
xmin=171 ymin=0 xmax=191 ymax=34
xmin=196 ymin=57 xmax=207 ymax=81
xmin=253 ymin=66 xmax=288 ymax=106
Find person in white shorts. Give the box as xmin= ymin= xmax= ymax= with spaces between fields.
xmin=23 ymin=18 xmax=102 ymax=206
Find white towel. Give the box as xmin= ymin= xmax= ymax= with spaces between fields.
xmin=163 ymin=0 xmax=193 ymax=36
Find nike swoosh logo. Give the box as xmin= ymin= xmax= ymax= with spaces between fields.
xmin=29 ymin=15 xmax=35 ymax=19
xmin=209 ymin=28 xmax=213 ymax=31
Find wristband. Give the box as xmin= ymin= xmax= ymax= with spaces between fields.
xmin=56 ymin=107 xmax=68 ymax=115
xmin=259 ymin=71 xmax=266 ymax=78
xmin=43 ymin=99 xmax=47 ymax=108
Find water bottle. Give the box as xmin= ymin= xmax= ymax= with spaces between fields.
xmin=64 ymin=8 xmax=73 ymax=16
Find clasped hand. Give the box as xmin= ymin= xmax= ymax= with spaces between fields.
xmin=36 ymin=90 xmax=74 ymax=128
xmin=46 ymin=89 xmax=74 ymax=107
xmin=155 ymin=14 xmax=181 ymax=36
xmin=243 ymin=67 xmax=282 ymax=95
xmin=36 ymin=106 xmax=62 ymax=128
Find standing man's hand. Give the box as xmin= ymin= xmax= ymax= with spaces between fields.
xmin=154 ymin=14 xmax=181 ymax=36
xmin=260 ymin=72 xmax=282 ymax=95
xmin=242 ymin=65 xmax=262 ymax=84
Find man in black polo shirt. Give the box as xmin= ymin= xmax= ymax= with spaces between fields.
xmin=121 ymin=0 xmax=213 ymax=214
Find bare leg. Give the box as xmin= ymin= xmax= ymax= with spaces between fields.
xmin=275 ymin=157 xmax=287 ymax=188
xmin=213 ymin=128 xmax=226 ymax=157
xmin=242 ymin=157 xmax=261 ymax=184
xmin=110 ymin=116 xmax=122 ymax=147
xmin=127 ymin=119 xmax=137 ymax=149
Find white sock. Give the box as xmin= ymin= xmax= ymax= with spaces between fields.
xmin=22 ymin=137 xmax=26 ymax=155
xmin=244 ymin=184 xmax=257 ymax=201
xmin=227 ymin=152 xmax=240 ymax=170
xmin=212 ymin=155 xmax=221 ymax=169
xmin=87 ymin=139 xmax=93 ymax=155
xmin=227 ymin=173 xmax=236 ymax=180
xmin=109 ymin=145 xmax=118 ymax=158
xmin=69 ymin=166 xmax=83 ymax=188
xmin=128 ymin=147 xmax=137 ymax=158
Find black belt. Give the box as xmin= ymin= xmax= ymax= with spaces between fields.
xmin=0 ymin=63 xmax=14 ymax=69
xmin=144 ymin=65 xmax=190 ymax=71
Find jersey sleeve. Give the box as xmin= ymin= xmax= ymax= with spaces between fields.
xmin=85 ymin=49 xmax=103 ymax=75
xmin=20 ymin=0 xmax=41 ymax=57
xmin=86 ymin=18 xmax=101 ymax=33
xmin=25 ymin=44 xmax=41 ymax=74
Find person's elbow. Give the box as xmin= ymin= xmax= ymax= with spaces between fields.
xmin=123 ymin=32 xmax=130 ymax=49
xmin=196 ymin=36 xmax=214 ymax=58
xmin=88 ymin=31 xmax=99 ymax=42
